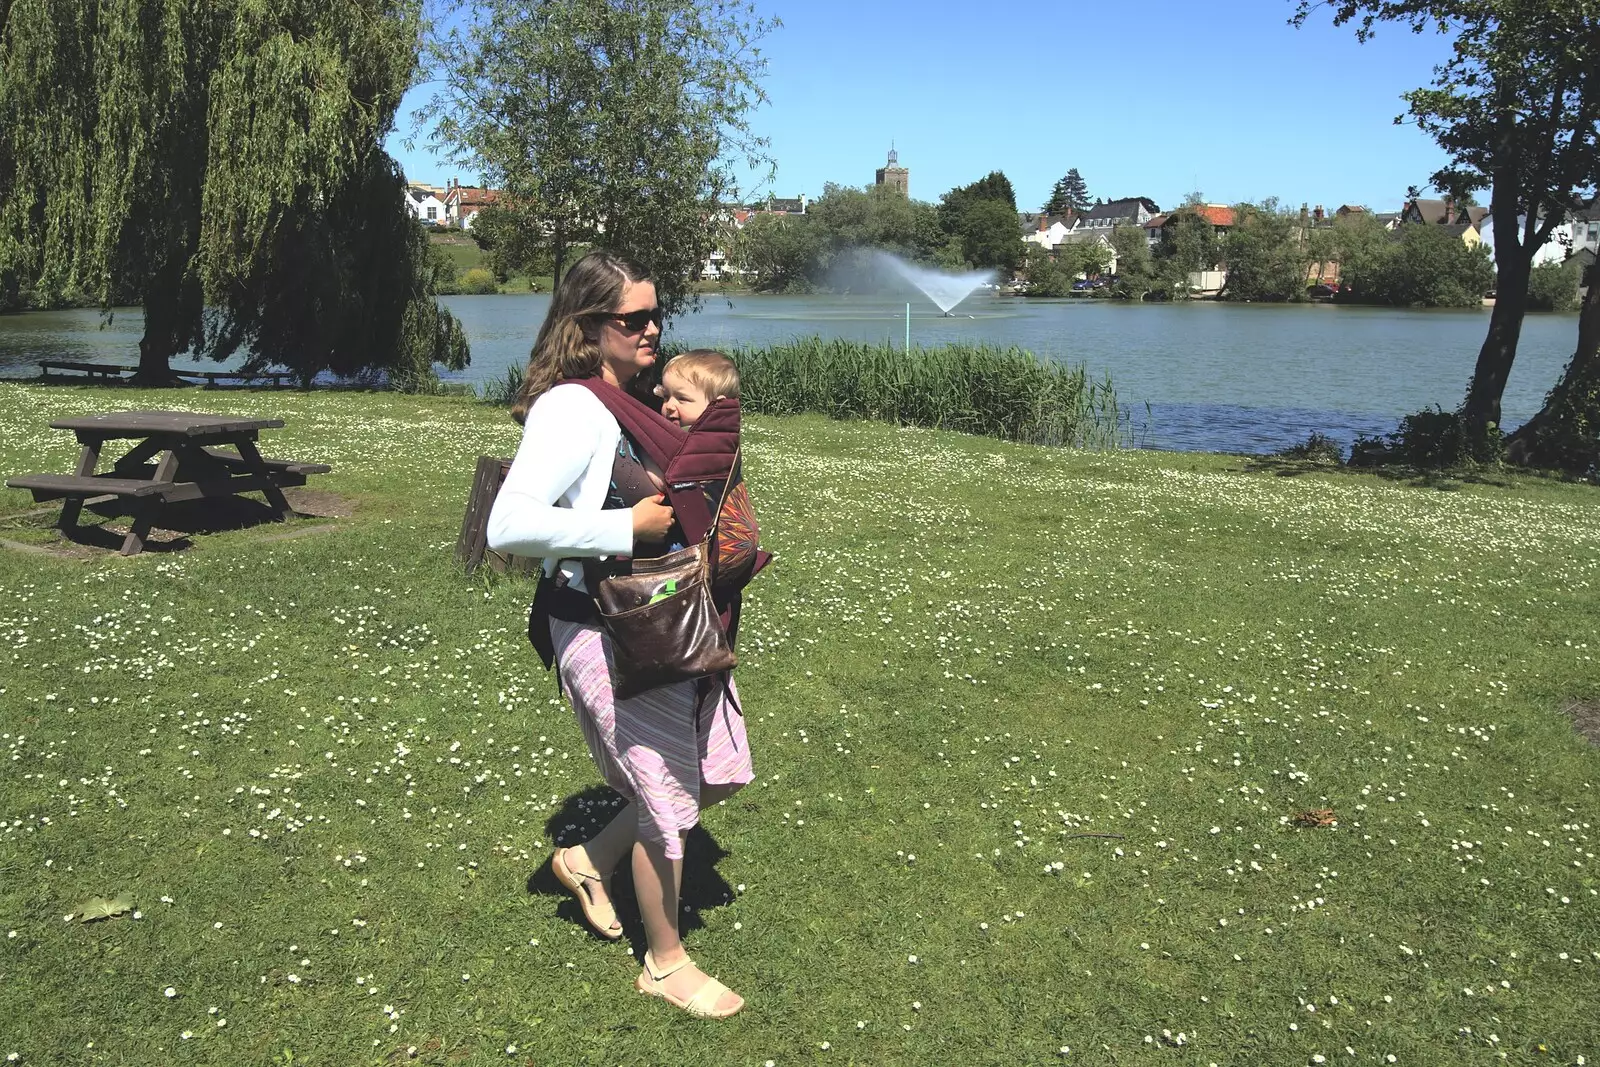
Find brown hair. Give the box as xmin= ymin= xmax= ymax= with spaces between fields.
xmin=509 ymin=250 xmax=653 ymax=424
xmin=663 ymin=349 xmax=741 ymax=401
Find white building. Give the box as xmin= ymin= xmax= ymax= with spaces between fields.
xmin=1478 ymin=212 xmax=1594 ymax=268
xmin=1022 ymin=215 xmax=1074 ymax=251
xmin=405 ymin=185 xmax=447 ymax=226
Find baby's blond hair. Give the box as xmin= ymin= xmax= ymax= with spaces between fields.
xmin=663 ymin=349 xmax=740 ymax=401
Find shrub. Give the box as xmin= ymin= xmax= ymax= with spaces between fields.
xmin=1276 ymin=431 xmax=1344 ymax=464
xmin=457 ymin=268 xmax=499 ymax=295
xmin=1527 ymin=259 xmax=1582 ymax=312
xmin=1392 ymin=407 xmax=1503 ymax=467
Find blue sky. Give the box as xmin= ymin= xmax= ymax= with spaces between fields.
xmin=387 ymin=0 xmax=1459 ymax=215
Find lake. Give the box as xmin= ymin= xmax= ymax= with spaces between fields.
xmin=0 ymin=293 xmax=1580 ymax=454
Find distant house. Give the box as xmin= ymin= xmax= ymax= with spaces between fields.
xmin=1471 ymin=198 xmax=1599 ymax=269
xmin=1400 ymin=197 xmax=1489 ymax=230
xmin=405 ymin=185 xmax=447 ymax=226
xmin=1070 ymin=197 xmax=1161 ymax=232
xmin=1142 ymin=213 xmax=1167 ymax=248
xmin=751 ymin=194 xmax=808 ymax=215
xmin=1572 ymin=199 xmax=1600 ymax=258
xmin=443 ymin=181 xmax=501 ymax=230
xmin=1020 ymin=212 xmax=1076 ymax=250
xmin=1164 ymin=204 xmax=1235 ymax=238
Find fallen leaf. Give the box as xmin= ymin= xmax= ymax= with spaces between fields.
xmin=76 ymin=892 xmax=135 ymax=922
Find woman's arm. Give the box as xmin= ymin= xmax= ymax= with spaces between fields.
xmin=486 ymin=387 xmax=635 ymax=560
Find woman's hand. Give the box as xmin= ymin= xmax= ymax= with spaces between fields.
xmin=632 ymin=493 xmax=675 ymax=545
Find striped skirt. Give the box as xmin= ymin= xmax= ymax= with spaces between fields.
xmin=550 ymin=618 xmax=753 ymax=861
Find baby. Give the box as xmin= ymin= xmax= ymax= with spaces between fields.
xmin=656 ymin=349 xmax=739 ymax=428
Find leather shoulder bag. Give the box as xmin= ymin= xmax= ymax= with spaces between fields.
xmin=589 ymin=449 xmax=743 ymax=700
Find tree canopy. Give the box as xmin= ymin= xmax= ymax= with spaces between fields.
xmin=0 ymin=0 xmax=465 ymax=383
xmin=419 ymin=0 xmax=776 ymax=313
xmin=1042 ymin=168 xmax=1091 ymax=215
xmin=1293 ymin=0 xmax=1600 ymax=435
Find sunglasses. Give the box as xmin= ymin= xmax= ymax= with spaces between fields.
xmin=598 ymin=307 xmax=664 ymax=333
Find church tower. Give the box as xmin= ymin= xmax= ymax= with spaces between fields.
xmin=874 ymin=147 xmax=909 ymax=197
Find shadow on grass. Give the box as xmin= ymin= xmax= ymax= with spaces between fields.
xmin=1242 ymin=455 xmax=1524 ymax=491
xmin=31 ymin=490 xmax=349 ymax=554
xmin=530 ymin=785 xmax=735 ymax=947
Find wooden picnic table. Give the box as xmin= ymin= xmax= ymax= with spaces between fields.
xmin=4 ymin=409 xmax=330 ymax=555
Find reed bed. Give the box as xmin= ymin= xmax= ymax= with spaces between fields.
xmin=481 ymin=339 xmax=1130 ymax=448
xmin=729 ymin=337 xmax=1128 ymax=448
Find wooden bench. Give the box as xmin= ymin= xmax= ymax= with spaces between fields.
xmin=176 ymin=370 xmax=300 ymax=389
xmin=6 ymin=473 xmax=175 ymax=500
xmin=38 ymin=360 xmax=138 ymax=382
xmin=36 ymin=360 xmax=299 ymax=388
xmin=200 ymin=447 xmax=331 ymax=482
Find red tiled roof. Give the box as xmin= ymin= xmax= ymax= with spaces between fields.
xmin=1195 ymin=205 xmax=1235 ymax=227
xmin=1145 ymin=213 xmax=1168 ymax=229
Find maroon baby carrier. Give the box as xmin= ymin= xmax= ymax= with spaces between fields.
xmin=569 ymin=377 xmax=771 ymax=608
xmin=525 ymin=376 xmax=770 ymax=675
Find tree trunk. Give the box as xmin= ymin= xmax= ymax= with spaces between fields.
xmin=132 ymin=255 xmax=201 ymax=386
xmin=551 ymin=223 xmax=567 ymax=292
xmin=135 ymin=298 xmax=179 ymax=386
xmin=1461 ymin=251 xmax=1532 ymax=432
xmin=1505 ymin=264 xmax=1600 ymax=472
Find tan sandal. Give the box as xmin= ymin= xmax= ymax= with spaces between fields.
xmin=635 ymin=951 xmax=743 ymax=1019
xmin=551 ymin=847 xmax=623 ymax=940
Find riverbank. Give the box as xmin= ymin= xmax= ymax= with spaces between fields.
xmin=2 ymin=384 xmax=1597 ymax=1065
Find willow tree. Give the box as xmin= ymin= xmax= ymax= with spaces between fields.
xmin=0 ymin=0 xmax=467 ymax=383
xmin=418 ymin=0 xmax=776 ymax=310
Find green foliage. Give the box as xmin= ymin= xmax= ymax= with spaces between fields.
xmin=457 ymin=268 xmax=499 ymax=295
xmin=730 ymin=212 xmax=824 ymax=292
xmin=1222 ymin=201 xmax=1311 ymax=302
xmin=952 ymin=198 xmax=1024 ymax=276
xmin=1527 ymin=258 xmax=1583 ymax=312
xmin=937 ymin=171 xmax=1022 ymax=274
xmin=1274 ymin=431 xmax=1345 ymax=465
xmin=1338 ymin=224 xmax=1495 ymax=308
xmin=1109 ymin=223 xmax=1152 ymax=293
xmin=1151 ymin=208 xmax=1223 ymax=296
xmin=225 ymin=154 xmax=470 ymax=384
xmin=0 ymin=0 xmax=458 ymax=382
xmin=1355 ymin=407 xmax=1505 ymax=469
xmin=1043 ymin=168 xmax=1090 ymax=215
xmin=1294 ymin=0 xmax=1600 ymax=428
xmin=466 ymin=202 xmax=555 ymax=283
xmin=419 ymin=0 xmax=776 ymax=311
xmin=1022 ymin=245 xmax=1073 ymax=297
xmin=728 ymin=337 xmax=1128 ymax=447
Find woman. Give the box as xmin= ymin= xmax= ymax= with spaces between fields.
xmin=486 ymin=251 xmax=751 ymax=1019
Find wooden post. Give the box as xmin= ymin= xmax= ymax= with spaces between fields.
xmin=456 ymin=456 xmax=539 ymax=575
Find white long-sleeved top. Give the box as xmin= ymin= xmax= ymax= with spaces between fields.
xmin=485 ymin=382 xmax=635 ymax=591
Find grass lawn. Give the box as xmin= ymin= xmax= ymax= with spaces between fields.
xmin=1 ymin=382 xmax=1597 ymax=1067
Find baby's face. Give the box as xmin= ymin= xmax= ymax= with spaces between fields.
xmin=659 ymin=367 xmax=715 ymax=427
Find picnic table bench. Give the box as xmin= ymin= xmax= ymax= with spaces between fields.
xmin=5 ymin=409 xmax=330 ymax=555
xmin=38 ymin=360 xmax=299 ymax=388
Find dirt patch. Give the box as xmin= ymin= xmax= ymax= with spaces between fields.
xmin=1564 ymin=698 xmax=1600 ymax=745
xmin=283 ymin=487 xmax=356 ymax=518
xmin=0 ymin=536 xmax=97 ymax=561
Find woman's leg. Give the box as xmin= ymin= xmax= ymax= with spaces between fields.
xmin=633 ymin=834 xmax=742 ymax=1013
xmin=567 ymin=780 xmax=745 ymax=922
